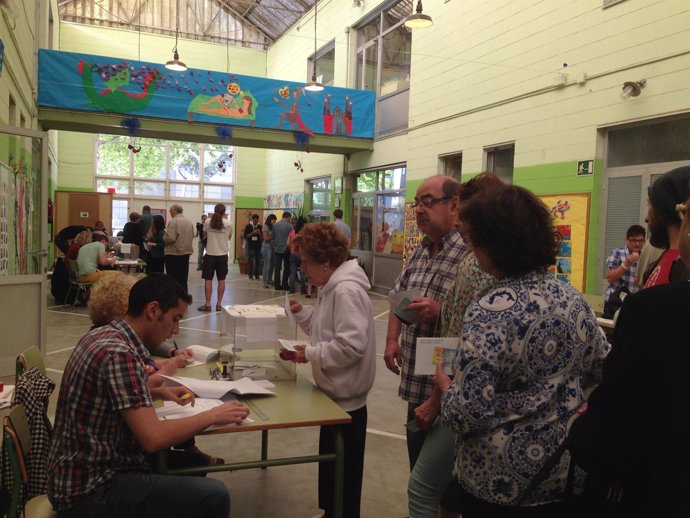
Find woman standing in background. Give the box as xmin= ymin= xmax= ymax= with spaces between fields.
xmin=198 ymin=204 xmax=232 ymax=311
xmin=262 ymin=214 xmax=277 ymax=288
xmin=146 ymin=215 xmax=166 ymax=273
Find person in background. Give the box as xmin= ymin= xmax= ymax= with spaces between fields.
xmin=65 ymin=230 xmax=93 ymax=261
xmin=603 ymin=224 xmax=645 ymax=303
xmin=408 ymin=173 xmax=504 ymax=518
xmin=54 ymin=225 xmax=88 ymax=255
xmin=195 ymin=214 xmax=208 ymax=271
xmin=287 ymin=222 xmax=376 ymax=518
xmin=163 ymin=204 xmax=195 ymax=293
xmin=146 ymin=215 xmax=166 ymax=274
xmin=138 ymin=205 xmax=152 ymax=241
xmin=122 ymin=212 xmax=144 ymax=252
xmin=76 ymin=232 xmax=120 ymax=283
xmin=198 ymin=203 xmax=232 ymax=312
xmin=262 ymin=214 xmax=277 ymax=288
xmin=333 ymin=208 xmax=351 ymax=244
xmin=567 ymin=197 xmax=690 ymax=518
xmin=436 ymin=183 xmax=609 ymax=517
xmin=642 ymin=165 xmax=690 ymax=287
xmin=93 ymin=220 xmax=108 ymax=235
xmin=47 ymin=273 xmax=249 ymax=518
xmin=272 ymin=211 xmax=294 ymax=290
xmin=244 ymin=213 xmax=263 ymax=280
xmin=384 ymin=176 xmax=467 ymax=471
xmin=288 ymin=217 xmax=307 ymax=294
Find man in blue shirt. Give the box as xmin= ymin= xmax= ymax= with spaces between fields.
xmin=604 ymin=224 xmax=645 ymax=302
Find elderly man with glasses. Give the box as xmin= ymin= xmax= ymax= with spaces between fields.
xmin=384 ymin=175 xmax=468 ymax=472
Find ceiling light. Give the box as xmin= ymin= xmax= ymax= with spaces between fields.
xmin=404 ymin=0 xmax=433 ymax=29
xmin=620 ymin=79 xmax=646 ymax=100
xmin=305 ymin=0 xmax=324 ymax=92
xmin=165 ymin=0 xmax=187 ymax=72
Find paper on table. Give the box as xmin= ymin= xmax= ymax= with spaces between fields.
xmin=185 ymin=344 xmax=220 ymax=365
xmin=156 ymin=398 xmax=254 ymax=430
xmin=158 ymin=374 xmax=275 ymax=398
xmin=278 ymin=339 xmax=307 ymax=351
xmin=414 ymin=337 xmax=460 ymax=375
xmin=245 ymin=315 xmax=277 ymax=342
xmin=120 ymin=243 xmax=131 ymax=254
xmin=0 ymin=385 xmax=15 ymax=410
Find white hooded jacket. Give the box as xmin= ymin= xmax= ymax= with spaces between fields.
xmin=293 ymin=259 xmax=376 ymax=412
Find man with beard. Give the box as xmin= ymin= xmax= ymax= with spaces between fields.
xmin=384 ymin=176 xmax=468 ymax=470
xmin=641 ymin=165 xmax=690 ymax=287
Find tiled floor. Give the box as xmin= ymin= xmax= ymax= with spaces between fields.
xmin=37 ymin=268 xmax=411 ymax=517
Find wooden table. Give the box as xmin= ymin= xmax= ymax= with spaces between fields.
xmin=155 ymin=366 xmax=351 ymax=518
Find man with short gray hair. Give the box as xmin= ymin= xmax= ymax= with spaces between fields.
xmin=163 ymin=204 xmax=195 ymax=292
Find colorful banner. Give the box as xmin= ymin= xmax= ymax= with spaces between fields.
xmin=539 ymin=193 xmax=591 ymax=292
xmin=38 ymin=49 xmax=376 ymax=138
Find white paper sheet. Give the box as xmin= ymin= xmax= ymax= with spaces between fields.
xmin=158 ymin=375 xmax=275 ymax=398
xmin=184 ymin=344 xmax=220 ymax=365
xmin=156 ymin=398 xmax=254 ymax=430
xmin=278 ymin=339 xmax=307 ymax=351
xmin=0 ymin=385 xmax=15 ymax=410
xmin=414 ymin=337 xmax=460 ymax=375
xmin=245 ymin=314 xmax=277 ymax=342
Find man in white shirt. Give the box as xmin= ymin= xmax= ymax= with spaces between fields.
xmin=333 ymin=209 xmax=351 ymax=244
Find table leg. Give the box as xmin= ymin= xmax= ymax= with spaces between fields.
xmin=261 ymin=429 xmax=268 ymax=469
xmin=156 ymin=449 xmax=168 ymax=474
xmin=332 ymin=425 xmax=345 ymax=518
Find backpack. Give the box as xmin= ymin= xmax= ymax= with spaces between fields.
xmin=602 ymin=286 xmax=629 ymax=319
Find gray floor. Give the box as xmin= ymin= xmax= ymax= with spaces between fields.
xmin=32 ymin=267 xmax=411 ymax=517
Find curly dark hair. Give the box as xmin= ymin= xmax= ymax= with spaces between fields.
xmin=458 ymin=184 xmax=560 ymax=277
xmin=292 ymin=222 xmax=349 ymax=268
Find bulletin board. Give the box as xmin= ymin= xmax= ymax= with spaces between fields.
xmin=538 ymin=193 xmax=590 ymax=292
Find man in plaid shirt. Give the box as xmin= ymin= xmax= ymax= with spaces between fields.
xmin=604 ymin=224 xmax=646 ymax=302
xmin=384 ymin=176 xmax=468 ymax=469
xmin=47 ymin=273 xmax=250 ymax=518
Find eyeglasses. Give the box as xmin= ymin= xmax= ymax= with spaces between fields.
xmin=411 ymin=195 xmax=451 ymax=209
xmin=627 ymin=238 xmax=645 ymax=244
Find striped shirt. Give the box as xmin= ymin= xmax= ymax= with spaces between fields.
xmin=390 ymin=228 xmax=468 ymax=403
xmin=47 ymin=318 xmax=153 ymax=511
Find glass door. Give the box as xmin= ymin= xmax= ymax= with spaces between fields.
xmin=0 ymin=126 xmax=48 ymax=375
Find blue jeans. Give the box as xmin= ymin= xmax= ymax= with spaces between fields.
xmin=408 ymin=420 xmax=456 ymax=518
xmin=247 ymin=246 xmax=261 ymax=278
xmin=57 ymin=471 xmax=230 ymax=518
xmin=261 ymin=245 xmax=273 ymax=284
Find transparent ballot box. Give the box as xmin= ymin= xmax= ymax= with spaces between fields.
xmin=221 ymin=304 xmax=297 ymax=381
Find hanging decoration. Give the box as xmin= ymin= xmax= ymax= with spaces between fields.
xmin=293 ymin=160 xmax=304 ymax=173
xmin=293 ymin=131 xmax=310 ymax=151
xmin=127 ymin=142 xmax=142 ymax=154
xmin=120 ymin=117 xmax=141 ymax=135
xmin=216 ymin=152 xmax=234 ymax=173
xmin=215 ymin=125 xmax=233 ymax=140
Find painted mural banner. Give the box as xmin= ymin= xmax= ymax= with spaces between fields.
xmin=37 ymin=49 xmax=376 ymax=138
xmin=539 ymin=193 xmax=591 ymax=292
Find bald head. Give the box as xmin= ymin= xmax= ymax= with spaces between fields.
xmin=414 ymin=176 xmax=460 ymax=241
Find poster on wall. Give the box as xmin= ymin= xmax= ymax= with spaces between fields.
xmin=38 ymin=49 xmax=376 ymax=138
xmin=402 ymin=203 xmax=423 ymax=268
xmin=538 ymin=193 xmax=590 ymax=292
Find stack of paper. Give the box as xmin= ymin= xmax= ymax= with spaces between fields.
xmin=184 ymin=344 xmax=220 ymax=366
xmin=158 ymin=374 xmax=275 ymax=398
xmin=231 ymin=305 xmax=286 ymax=316
xmin=0 ymin=385 xmax=15 ymax=410
xmin=155 ymin=398 xmax=254 ymax=429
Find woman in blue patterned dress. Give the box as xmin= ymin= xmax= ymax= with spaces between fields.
xmin=435 ymin=184 xmax=610 ymax=518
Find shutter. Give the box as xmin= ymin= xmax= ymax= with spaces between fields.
xmin=602 ymin=176 xmax=642 ymax=283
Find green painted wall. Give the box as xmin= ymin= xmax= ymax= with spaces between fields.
xmin=235 ymin=195 xmax=264 ymax=209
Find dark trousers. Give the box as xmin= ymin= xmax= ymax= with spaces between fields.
xmin=147 ymin=255 xmax=164 ymax=273
xmin=57 ymin=471 xmax=229 ymax=518
xmin=164 ymin=254 xmax=191 ymax=293
xmin=407 ymin=402 xmax=429 ymax=470
xmin=273 ymin=251 xmax=290 ymax=289
xmin=247 ymin=246 xmax=262 ymax=278
xmin=453 ymin=481 xmax=565 ymax=518
xmin=319 ymin=405 xmax=367 ymax=518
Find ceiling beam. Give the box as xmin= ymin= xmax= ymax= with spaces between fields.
xmin=38 ymin=108 xmax=374 ymax=155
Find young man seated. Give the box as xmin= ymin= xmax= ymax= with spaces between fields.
xmin=47 ymin=273 xmax=250 ymax=518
